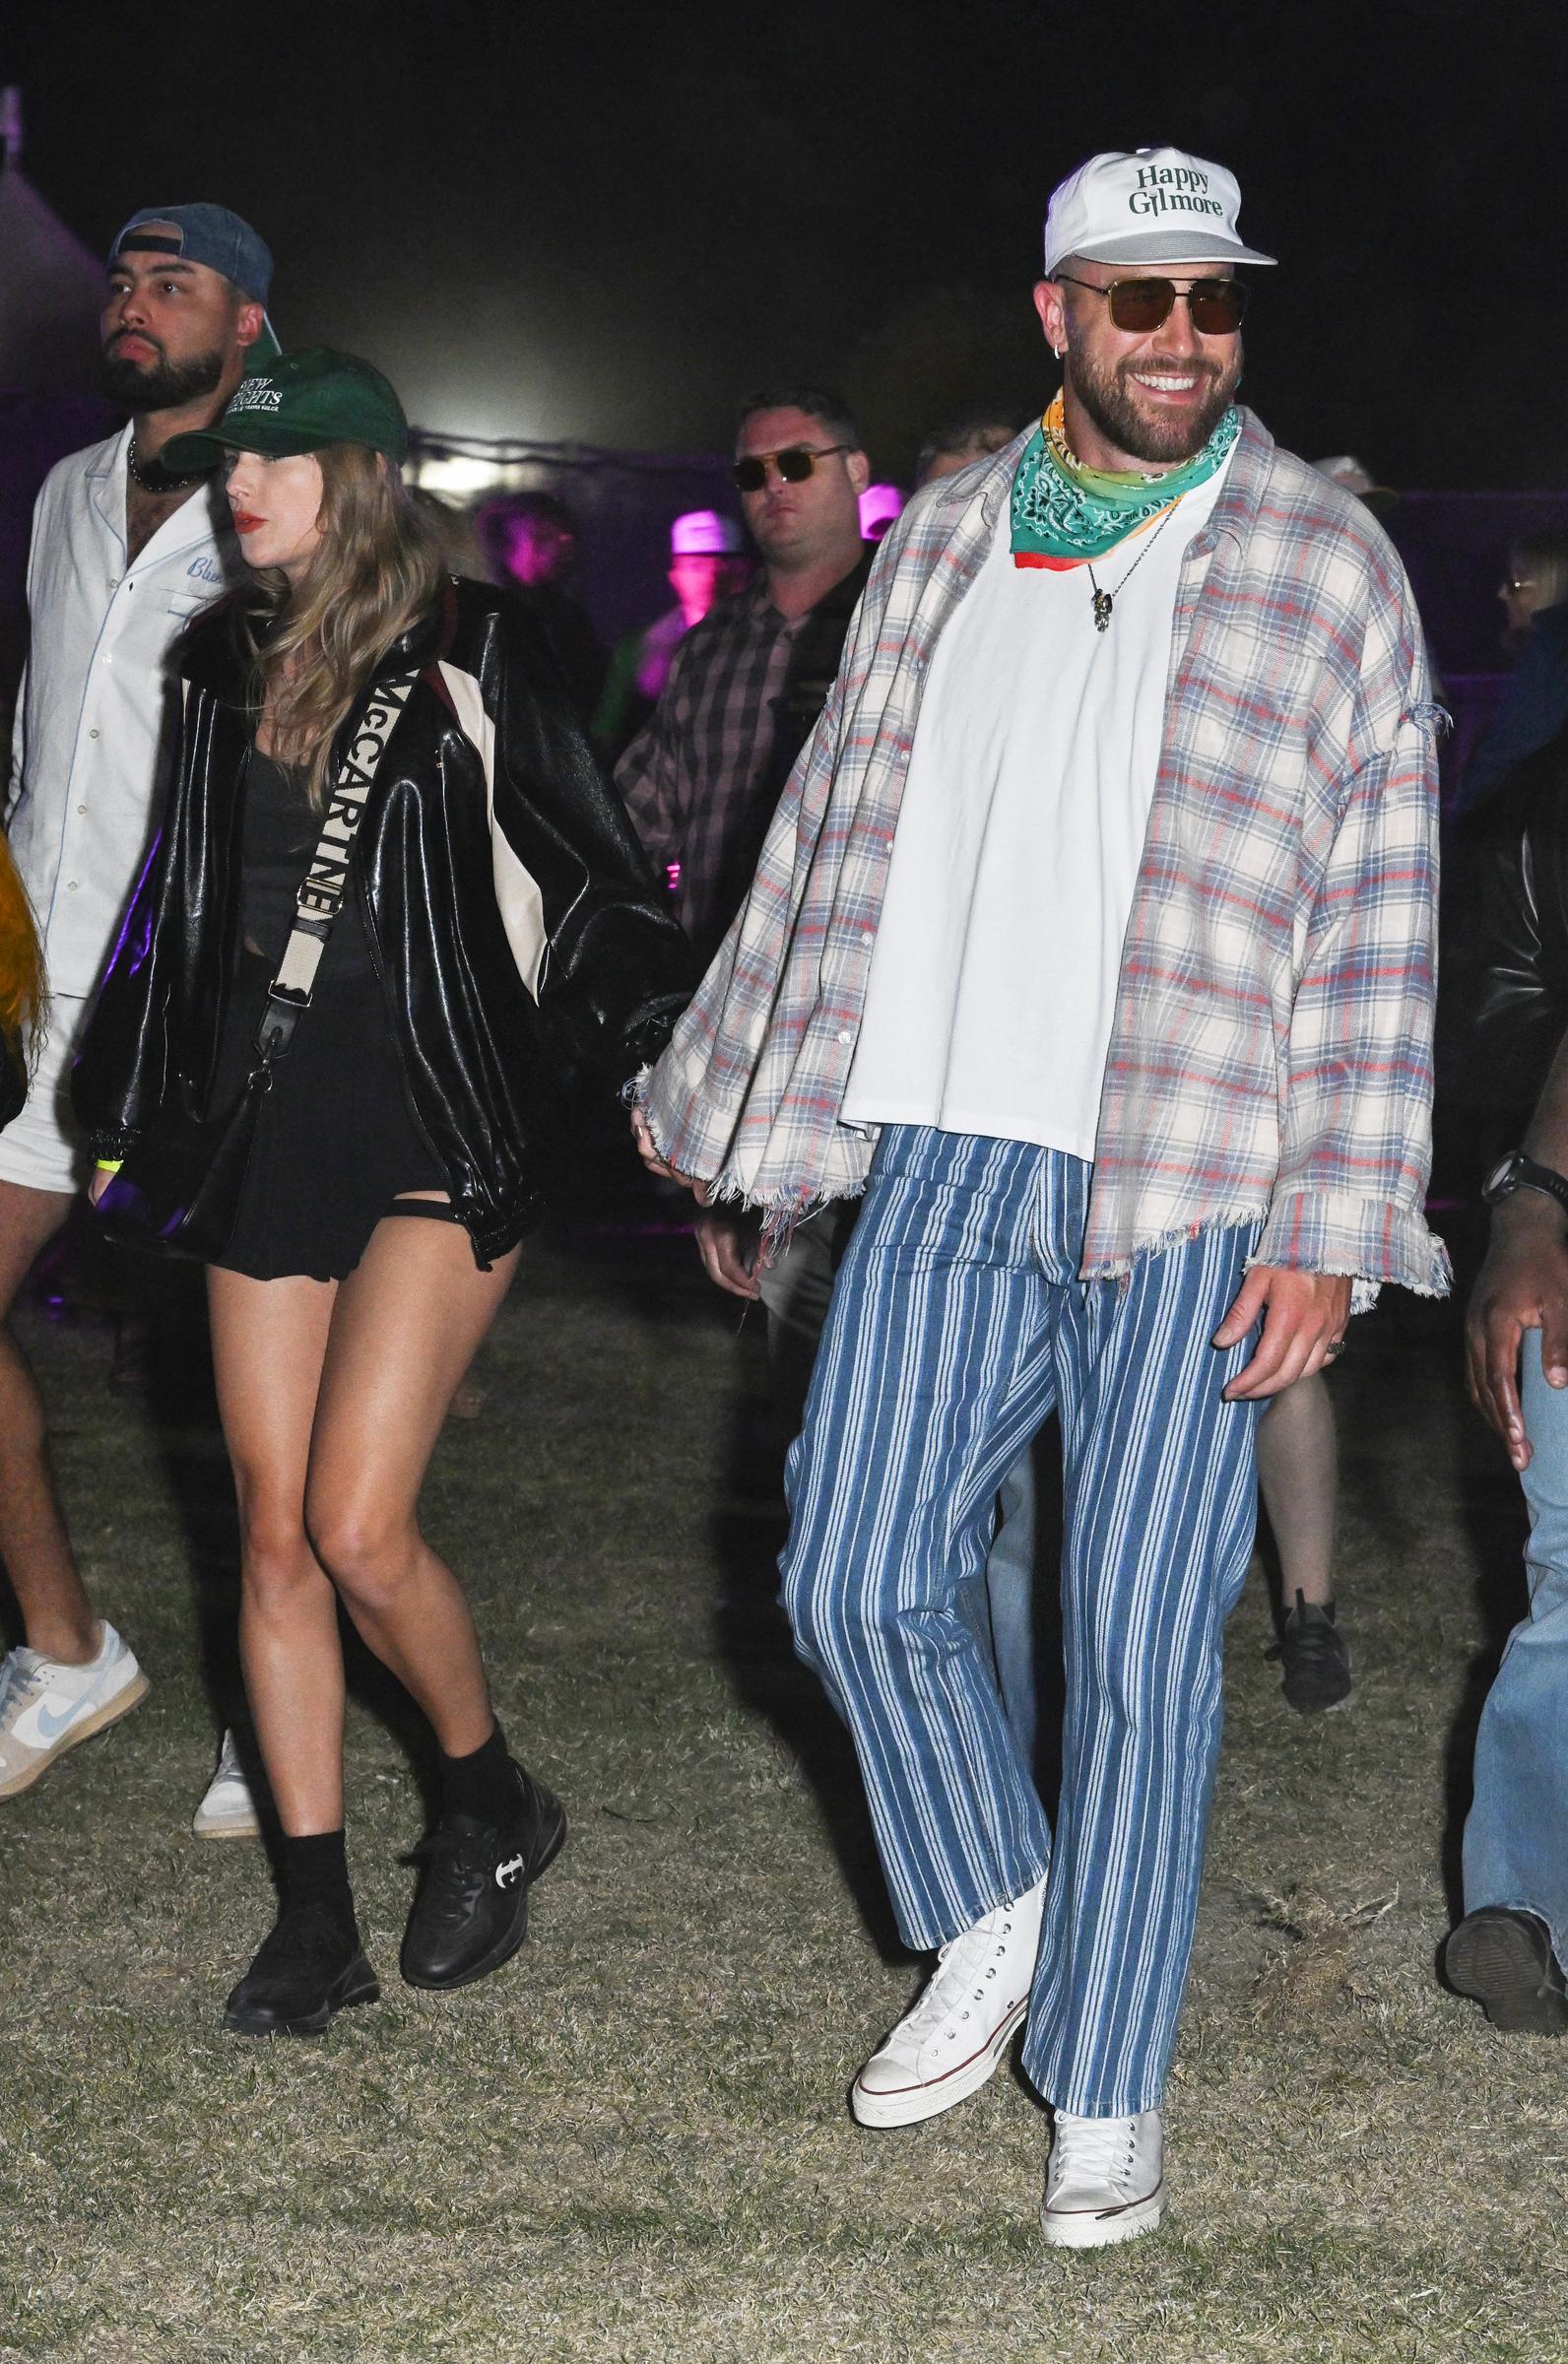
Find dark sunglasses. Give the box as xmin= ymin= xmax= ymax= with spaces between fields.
xmin=732 ymin=442 xmax=852 ymax=492
xmin=1056 ymin=274 xmax=1249 ymax=336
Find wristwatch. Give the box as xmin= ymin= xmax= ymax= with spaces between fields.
xmin=1481 ymin=1150 xmax=1568 ymax=1217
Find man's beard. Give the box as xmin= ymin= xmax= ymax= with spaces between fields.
xmin=1067 ymin=342 xmax=1242 ymax=467
xmin=101 ymin=336 xmax=228 ymax=413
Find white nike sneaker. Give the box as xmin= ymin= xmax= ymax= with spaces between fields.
xmin=1041 ymin=2107 xmax=1165 ymax=2249
xmin=191 ymin=1728 xmax=262 ymax=1840
xmin=850 ymin=1875 xmax=1045 ymax=2129
xmin=0 ymin=1621 xmax=150 ymax=1799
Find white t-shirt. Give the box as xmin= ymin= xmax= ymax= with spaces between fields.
xmin=841 ymin=454 xmax=1231 ymax=1159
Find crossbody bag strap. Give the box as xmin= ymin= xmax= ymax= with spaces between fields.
xmin=253 ymin=663 xmax=421 ymax=1064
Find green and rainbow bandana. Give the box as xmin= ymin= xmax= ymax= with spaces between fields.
xmin=1011 ymin=391 xmax=1240 ymax=568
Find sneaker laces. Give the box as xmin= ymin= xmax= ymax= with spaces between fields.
xmin=411 ymin=1821 xmax=508 ymax=1931
xmin=901 ymin=1899 xmax=1024 ymax=2045
xmin=1053 ymin=2112 xmax=1141 ymax=2196
xmin=213 ymin=1729 xmax=245 ymax=1784
xmin=1266 ymin=1591 xmax=1340 ymax=1670
xmin=249 ymin=1905 xmax=351 ymax=1979
xmin=0 ymin=1649 xmax=46 ymax=1730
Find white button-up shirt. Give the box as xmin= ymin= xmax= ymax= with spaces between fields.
xmin=5 ymin=425 xmax=244 ymax=997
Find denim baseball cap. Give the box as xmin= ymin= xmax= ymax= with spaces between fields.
xmin=161 ymin=348 xmax=410 ymax=472
xmin=109 ymin=204 xmax=274 ymax=303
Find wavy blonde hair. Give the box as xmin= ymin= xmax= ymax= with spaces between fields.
xmin=241 ymin=443 xmax=448 ymax=809
xmin=0 ymin=832 xmax=45 ymax=1065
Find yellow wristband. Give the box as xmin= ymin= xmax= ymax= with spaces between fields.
xmin=94 ymin=1158 xmax=123 ymax=1175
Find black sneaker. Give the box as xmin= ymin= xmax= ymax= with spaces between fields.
xmin=1268 ymin=1590 xmax=1352 ymax=1714
xmin=400 ymin=1761 xmax=566 ymax=1992
xmin=1445 ymin=1908 xmax=1568 ymax=2036
xmin=224 ymin=1904 xmax=379 ymax=2038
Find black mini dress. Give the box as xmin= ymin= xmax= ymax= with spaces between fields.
xmin=208 ymin=750 xmax=448 ymax=1282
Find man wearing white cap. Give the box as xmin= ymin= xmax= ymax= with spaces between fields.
xmin=594 ymin=509 xmax=748 ymax=760
xmin=634 ymin=149 xmax=1446 ymax=2245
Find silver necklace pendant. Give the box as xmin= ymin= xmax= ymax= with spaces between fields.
xmin=1084 ymin=502 xmax=1177 ymax=634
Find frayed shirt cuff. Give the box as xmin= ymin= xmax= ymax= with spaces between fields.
xmin=1250 ymin=1187 xmax=1453 ymax=1312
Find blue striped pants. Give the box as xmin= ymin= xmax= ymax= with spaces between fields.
xmin=780 ymin=1126 xmax=1262 ymax=2117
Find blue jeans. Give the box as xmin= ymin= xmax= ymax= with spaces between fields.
xmin=1463 ymin=1334 xmax=1568 ymax=1971
xmin=781 ymin=1127 xmax=1262 ymax=2115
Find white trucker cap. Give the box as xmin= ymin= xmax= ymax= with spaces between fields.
xmin=1043 ymin=147 xmax=1276 ymax=277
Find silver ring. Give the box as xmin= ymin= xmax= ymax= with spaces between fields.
xmin=1324 ymin=1338 xmax=1347 ymax=1360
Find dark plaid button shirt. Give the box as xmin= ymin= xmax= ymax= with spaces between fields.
xmin=616 ymin=554 xmax=873 ymax=969
xmin=616 ymin=582 xmax=800 ymax=967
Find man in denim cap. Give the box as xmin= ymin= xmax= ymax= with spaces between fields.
xmin=0 ymin=204 xmax=274 ymax=1837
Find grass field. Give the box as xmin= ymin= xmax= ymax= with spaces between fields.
xmin=3 ymin=1211 xmax=1566 ymax=2363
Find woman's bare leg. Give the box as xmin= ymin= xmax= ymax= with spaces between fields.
xmin=207 ymin=1267 xmax=344 ymax=1833
xmin=1256 ymin=1369 xmax=1339 ymax=1609
xmin=0 ymin=1182 xmax=98 ymax=1663
xmin=302 ymin=1215 xmax=521 ymax=1755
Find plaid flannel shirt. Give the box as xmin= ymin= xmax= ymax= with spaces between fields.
xmin=641 ymin=409 xmax=1451 ymax=1305
xmin=615 ymin=581 xmax=801 ymax=962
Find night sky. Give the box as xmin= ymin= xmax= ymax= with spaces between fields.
xmin=6 ymin=0 xmax=1567 ymax=487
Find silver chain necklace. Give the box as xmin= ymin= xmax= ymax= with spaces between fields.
xmin=1085 ymin=503 xmax=1177 ymax=632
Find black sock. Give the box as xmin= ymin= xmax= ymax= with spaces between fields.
xmin=439 ymin=1720 xmax=517 ymax=1826
xmin=281 ymin=1829 xmax=356 ymax=1930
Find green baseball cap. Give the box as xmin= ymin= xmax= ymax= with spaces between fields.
xmin=161 ymin=346 xmax=410 ymax=472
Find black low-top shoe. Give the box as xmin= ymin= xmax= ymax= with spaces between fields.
xmin=224 ymin=1905 xmax=380 ymax=2038
xmin=1268 ymin=1590 xmax=1353 ymax=1714
xmin=400 ymin=1761 xmax=566 ymax=1992
xmin=1445 ymin=1908 xmax=1568 ymax=2035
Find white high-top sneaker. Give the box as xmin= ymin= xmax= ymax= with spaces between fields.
xmin=191 ymin=1728 xmax=262 ymax=1840
xmin=1041 ymin=2107 xmax=1165 ymax=2249
xmin=851 ymin=1875 xmax=1045 ymax=2128
xmin=0 ymin=1622 xmax=149 ymax=1799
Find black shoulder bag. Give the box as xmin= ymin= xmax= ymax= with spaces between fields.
xmin=96 ymin=664 xmax=419 ymax=1262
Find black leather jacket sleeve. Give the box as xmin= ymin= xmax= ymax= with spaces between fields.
xmin=1468 ymin=727 xmax=1568 ymax=1112
xmin=482 ymin=596 xmax=692 ymax=1090
xmin=71 ymin=706 xmax=202 ymax=1158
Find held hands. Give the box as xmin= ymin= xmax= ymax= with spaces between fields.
xmin=694 ymin=1205 xmax=763 ymax=1300
xmin=1465 ymin=1196 xmax=1568 ymax=1473
xmin=629 ymin=1105 xmax=711 ymax=1205
xmin=1212 ymin=1265 xmax=1353 ymax=1401
xmin=626 ymin=1108 xmax=760 ymax=1298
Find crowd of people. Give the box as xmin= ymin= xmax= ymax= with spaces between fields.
xmin=2 ymin=147 xmax=1566 ymax=2253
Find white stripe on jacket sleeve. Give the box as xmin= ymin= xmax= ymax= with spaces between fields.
xmin=437 ymin=657 xmax=548 ymax=1000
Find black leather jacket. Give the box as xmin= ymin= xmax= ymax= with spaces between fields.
xmin=1468 ymin=725 xmax=1568 ymax=1113
xmin=74 ymin=577 xmax=691 ymax=1264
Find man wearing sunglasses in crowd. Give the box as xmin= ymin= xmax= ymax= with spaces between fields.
xmin=633 ymin=147 xmax=1446 ymax=2247
xmin=617 ymin=387 xmax=873 ymax=974
xmin=616 ymin=391 xmax=875 ymax=1440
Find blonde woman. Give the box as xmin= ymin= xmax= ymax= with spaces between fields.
xmin=76 ymin=350 xmax=687 ymax=2035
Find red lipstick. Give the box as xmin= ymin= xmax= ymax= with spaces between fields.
xmin=231 ymin=512 xmax=265 ymax=535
